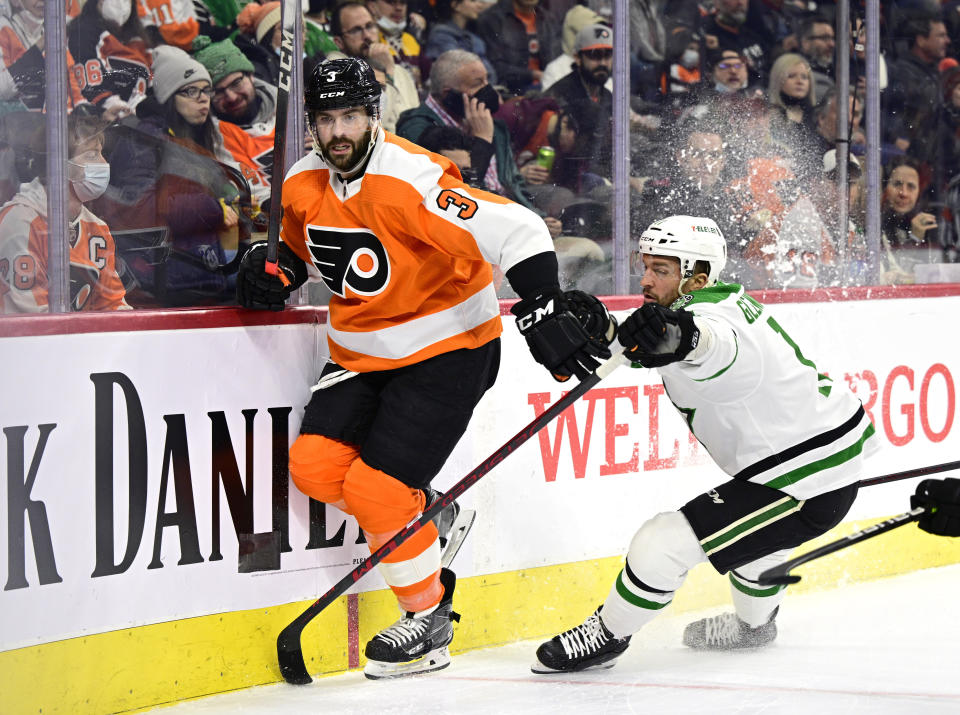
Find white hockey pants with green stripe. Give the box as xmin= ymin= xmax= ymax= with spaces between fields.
xmin=600 ymin=511 xmax=792 ymax=638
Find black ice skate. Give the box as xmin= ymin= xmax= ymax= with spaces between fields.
xmin=364 ymin=567 xmax=460 ymax=679
xmin=531 ymin=607 xmax=631 ymax=674
xmin=682 ymin=608 xmax=778 ymax=650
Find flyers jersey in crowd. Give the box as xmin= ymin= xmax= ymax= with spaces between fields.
xmin=137 ymin=0 xmax=199 ymax=51
xmin=0 ymin=179 xmax=129 ymax=313
xmin=68 ymin=15 xmax=152 ymax=108
xmin=280 ymin=129 xmax=553 ymax=372
xmin=0 ymin=17 xmax=85 ymax=110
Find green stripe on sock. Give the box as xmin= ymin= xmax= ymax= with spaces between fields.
xmin=729 ymin=572 xmax=785 ymax=598
xmin=764 ymin=423 xmax=876 ymax=490
xmin=615 ymin=571 xmax=671 ymax=610
xmin=701 ymin=498 xmax=800 ymax=554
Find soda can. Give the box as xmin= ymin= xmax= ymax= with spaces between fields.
xmin=536 ymin=146 xmax=556 ymax=171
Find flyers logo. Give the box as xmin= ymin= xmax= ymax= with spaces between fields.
xmin=306 ymin=225 xmax=390 ymax=297
xmin=436 ymin=189 xmax=478 ymax=220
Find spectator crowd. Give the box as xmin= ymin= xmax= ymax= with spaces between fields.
xmin=2 ymin=0 xmax=960 ymax=312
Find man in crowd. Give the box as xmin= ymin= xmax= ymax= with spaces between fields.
xmin=476 ymin=0 xmax=562 ymax=95
xmin=327 ymin=0 xmax=419 ymax=132
xmin=700 ymin=0 xmax=773 ymax=84
xmin=193 ymin=36 xmax=277 ymax=186
xmin=798 ymin=15 xmax=836 ymax=99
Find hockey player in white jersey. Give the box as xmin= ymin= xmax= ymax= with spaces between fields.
xmin=532 ymin=215 xmax=880 ymax=673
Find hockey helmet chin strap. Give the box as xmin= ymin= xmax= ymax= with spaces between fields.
xmin=313 ymin=119 xmax=382 ymax=178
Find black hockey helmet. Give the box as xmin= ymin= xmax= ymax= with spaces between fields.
xmin=305 ymin=57 xmax=381 ymax=118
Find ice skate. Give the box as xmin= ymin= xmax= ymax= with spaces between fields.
xmin=682 ymin=608 xmax=778 ymax=650
xmin=364 ymin=568 xmax=460 ymax=679
xmin=531 ymin=608 xmax=631 ymax=674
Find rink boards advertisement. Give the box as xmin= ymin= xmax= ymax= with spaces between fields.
xmin=1 ymin=290 xmax=959 ymax=656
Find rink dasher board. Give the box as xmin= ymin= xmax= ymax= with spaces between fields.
xmin=0 ymin=289 xmax=959 ymax=714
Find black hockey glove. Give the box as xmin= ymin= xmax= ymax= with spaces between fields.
xmin=617 ymin=303 xmax=700 ymax=368
xmin=511 ymin=289 xmax=616 ymax=382
xmin=236 ymin=242 xmax=308 ymax=311
xmin=910 ymin=478 xmax=960 ymax=537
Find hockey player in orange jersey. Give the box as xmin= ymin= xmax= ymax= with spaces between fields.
xmin=236 ymin=57 xmax=616 ymax=679
xmin=0 ymin=108 xmax=129 ymax=313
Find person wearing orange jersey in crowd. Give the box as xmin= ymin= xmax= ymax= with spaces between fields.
xmin=0 ymin=109 xmax=129 ymax=313
xmin=236 ymin=57 xmax=616 ymax=679
xmin=136 ymin=0 xmax=200 ymax=51
xmin=0 ymin=0 xmax=86 ymax=111
xmin=67 ymin=0 xmax=153 ymax=120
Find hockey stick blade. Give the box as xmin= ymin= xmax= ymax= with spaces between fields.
xmin=441 ymin=509 xmax=476 ymax=569
xmin=757 ymin=507 xmax=926 ymax=586
xmin=276 ymin=350 xmax=629 ymax=685
xmin=860 ymin=460 xmax=960 ymax=489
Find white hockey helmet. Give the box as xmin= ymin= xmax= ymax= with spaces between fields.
xmin=637 ymin=215 xmax=727 ymax=286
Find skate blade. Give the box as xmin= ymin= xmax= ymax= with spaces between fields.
xmin=364 ymin=647 xmax=451 ymax=680
xmin=530 ymin=658 xmax=619 ymax=675
xmin=441 ymin=509 xmax=476 ymax=568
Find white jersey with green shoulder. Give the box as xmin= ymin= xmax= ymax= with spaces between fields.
xmin=653 ymin=283 xmax=879 ymax=500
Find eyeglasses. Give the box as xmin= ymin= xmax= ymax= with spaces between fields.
xmin=213 ymin=75 xmax=248 ymax=100
xmin=717 ymin=61 xmax=744 ymax=70
xmin=581 ymin=48 xmax=613 ymax=61
xmin=176 ymin=85 xmax=214 ymax=100
xmin=806 ymin=34 xmax=835 ymax=41
xmin=341 ymin=21 xmax=378 ymax=38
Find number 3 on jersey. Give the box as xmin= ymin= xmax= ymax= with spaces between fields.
xmin=436 ymin=189 xmax=478 ymax=220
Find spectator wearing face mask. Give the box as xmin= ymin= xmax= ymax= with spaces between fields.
xmin=0 ymin=109 xmax=129 ymax=313
xmin=367 ymin=0 xmax=422 ymax=80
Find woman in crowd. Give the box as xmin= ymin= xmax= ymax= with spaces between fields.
xmin=766 ymin=52 xmax=817 ymax=163
xmin=95 ymin=46 xmax=261 ymax=307
xmin=424 ymin=0 xmax=495 ymax=83
xmin=880 ymin=156 xmax=942 ymax=284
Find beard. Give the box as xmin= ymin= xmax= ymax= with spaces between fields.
xmin=581 ymin=65 xmax=610 ymax=88
xmin=320 ymin=128 xmax=373 ymax=172
xmin=719 ymin=10 xmax=747 ymax=25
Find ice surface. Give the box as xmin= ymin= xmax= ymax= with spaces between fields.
xmin=158 ymin=564 xmax=960 ymax=714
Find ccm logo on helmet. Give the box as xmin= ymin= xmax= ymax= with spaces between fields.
xmin=317 ymin=91 xmax=347 ymax=98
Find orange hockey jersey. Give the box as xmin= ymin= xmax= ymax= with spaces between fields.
xmin=0 ymin=179 xmax=129 ymax=313
xmin=137 ymin=0 xmax=199 ymax=51
xmin=280 ymin=129 xmax=554 ymax=372
xmin=217 ymin=118 xmax=272 ymax=208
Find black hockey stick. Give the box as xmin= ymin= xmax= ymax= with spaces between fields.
xmin=859 ymin=460 xmax=960 ymax=488
xmin=262 ymin=0 xmax=296 ymax=285
xmin=758 ymin=507 xmax=925 ymax=586
xmin=277 ymin=351 xmax=629 ymax=684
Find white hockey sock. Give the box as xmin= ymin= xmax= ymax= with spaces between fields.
xmin=729 ymin=548 xmax=792 ymax=627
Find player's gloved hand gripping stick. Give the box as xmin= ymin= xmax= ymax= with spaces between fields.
xmin=276 ymin=348 xmax=630 ymax=684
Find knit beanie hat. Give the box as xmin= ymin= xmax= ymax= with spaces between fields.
xmin=561 ymin=5 xmax=607 ymax=56
xmin=237 ymin=1 xmax=282 ymax=43
xmin=151 ymin=45 xmax=212 ymax=104
xmin=192 ymin=35 xmax=255 ymax=86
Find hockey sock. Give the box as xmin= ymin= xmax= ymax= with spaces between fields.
xmin=729 ymin=548 xmax=791 ymax=627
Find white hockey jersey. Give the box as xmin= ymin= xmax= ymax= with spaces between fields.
xmin=653 ymin=283 xmax=879 ymax=500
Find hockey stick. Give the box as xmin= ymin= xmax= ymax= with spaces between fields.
xmin=758 ymin=507 xmax=925 ymax=586
xmin=262 ymin=0 xmax=296 ymax=285
xmin=859 ymin=460 xmax=960 ymax=489
xmin=277 ymin=350 xmax=629 ymax=684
